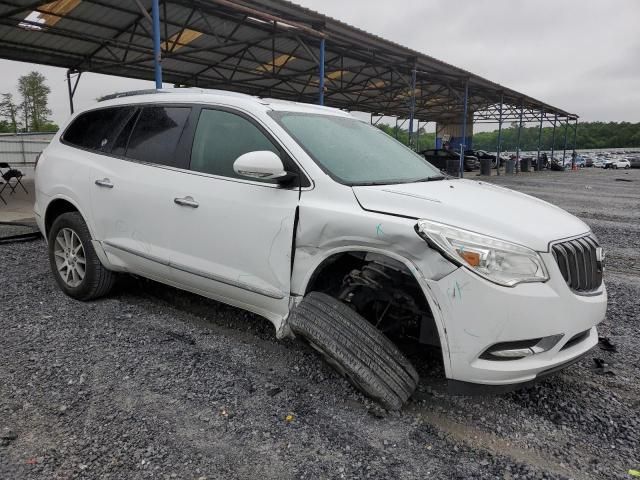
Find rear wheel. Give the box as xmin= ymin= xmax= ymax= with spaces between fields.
xmin=48 ymin=212 xmax=115 ymax=300
xmin=289 ymin=292 xmax=419 ymax=410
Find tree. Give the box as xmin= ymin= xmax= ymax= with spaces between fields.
xmin=0 ymin=93 xmax=19 ymax=133
xmin=18 ymin=71 xmax=51 ymax=132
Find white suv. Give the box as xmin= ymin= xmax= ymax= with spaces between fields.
xmin=35 ymin=89 xmax=607 ymax=410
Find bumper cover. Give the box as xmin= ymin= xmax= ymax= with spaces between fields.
xmin=425 ymin=251 xmax=606 ymax=386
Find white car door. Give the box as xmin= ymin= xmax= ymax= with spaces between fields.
xmin=166 ymin=107 xmax=302 ymax=321
xmin=90 ymin=105 xmax=193 ymax=280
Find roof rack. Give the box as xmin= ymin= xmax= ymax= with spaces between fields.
xmin=98 ymin=89 xmax=166 ymax=102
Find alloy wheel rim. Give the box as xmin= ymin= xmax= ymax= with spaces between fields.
xmin=54 ymin=228 xmax=86 ymax=287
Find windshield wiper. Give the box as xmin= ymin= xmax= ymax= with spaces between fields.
xmin=411 ymin=175 xmax=446 ymax=183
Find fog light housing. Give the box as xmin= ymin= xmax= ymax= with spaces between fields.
xmin=480 ymin=334 xmax=564 ymax=361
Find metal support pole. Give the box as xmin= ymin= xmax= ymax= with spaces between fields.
xmin=495 ymin=94 xmax=504 ymax=176
xmin=515 ymin=101 xmax=524 ymax=174
xmin=318 ymin=37 xmax=325 ymax=105
xmin=66 ymin=69 xmax=82 ymax=114
xmin=536 ymin=108 xmax=544 ymax=170
xmin=408 ymin=68 xmax=417 ymax=148
xmin=416 ymin=120 xmax=420 ymax=152
xmin=151 ymin=0 xmax=163 ymax=89
xmin=550 ymin=114 xmax=557 ymax=161
xmin=459 ymin=80 xmax=469 ymax=178
xmin=562 ymin=118 xmax=569 ymax=166
xmin=572 ymin=118 xmax=579 ymax=151
xmin=395 ymin=117 xmax=399 ymax=140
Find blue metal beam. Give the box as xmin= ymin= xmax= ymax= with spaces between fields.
xmin=408 ymin=68 xmax=417 ymax=148
xmin=458 ymin=80 xmax=469 ymax=178
xmin=318 ymin=38 xmax=325 ymax=105
xmin=515 ymin=100 xmax=524 ymax=173
xmin=536 ymin=108 xmax=544 ymax=170
xmin=550 ymin=113 xmax=557 ymax=161
xmin=562 ymin=118 xmax=569 ymax=166
xmin=495 ymin=93 xmax=504 ymax=176
xmin=151 ymin=0 xmax=162 ymax=89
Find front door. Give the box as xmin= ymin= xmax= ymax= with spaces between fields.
xmin=166 ymin=107 xmax=300 ymax=321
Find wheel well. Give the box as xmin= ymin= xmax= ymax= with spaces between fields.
xmin=305 ymin=251 xmax=441 ymax=349
xmin=45 ymin=199 xmax=78 ymax=238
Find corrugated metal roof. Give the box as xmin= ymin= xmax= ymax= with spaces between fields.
xmin=0 ymin=0 xmax=576 ymax=123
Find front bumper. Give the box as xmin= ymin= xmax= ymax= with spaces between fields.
xmin=426 ymin=251 xmax=607 ymax=386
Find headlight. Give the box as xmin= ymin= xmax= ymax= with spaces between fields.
xmin=415 ymin=219 xmax=548 ymax=287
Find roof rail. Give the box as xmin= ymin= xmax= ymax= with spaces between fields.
xmin=98 ymin=89 xmax=166 ymax=102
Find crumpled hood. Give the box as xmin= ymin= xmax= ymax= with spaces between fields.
xmin=352 ymin=179 xmax=590 ymax=252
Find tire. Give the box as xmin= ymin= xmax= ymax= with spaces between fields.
xmin=48 ymin=212 xmax=115 ymax=301
xmin=289 ymin=292 xmax=419 ymax=410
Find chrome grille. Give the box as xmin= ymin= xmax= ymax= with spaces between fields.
xmin=551 ymin=235 xmax=603 ymax=292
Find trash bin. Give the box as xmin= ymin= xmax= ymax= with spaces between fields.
xmin=446 ymin=159 xmax=460 ymax=176
xmin=505 ymin=159 xmax=516 ymax=174
xmin=521 ymin=158 xmax=530 ymax=172
xmin=480 ymin=158 xmax=492 ymax=176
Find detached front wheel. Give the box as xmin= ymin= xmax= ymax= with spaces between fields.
xmin=48 ymin=212 xmax=115 ymax=300
xmin=289 ymin=292 xmax=419 ymax=410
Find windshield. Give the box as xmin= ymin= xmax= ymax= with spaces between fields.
xmin=270 ymin=112 xmax=443 ymax=186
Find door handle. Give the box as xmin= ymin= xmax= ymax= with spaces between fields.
xmin=95 ymin=178 xmax=114 ymax=189
xmin=174 ymin=196 xmax=199 ymax=208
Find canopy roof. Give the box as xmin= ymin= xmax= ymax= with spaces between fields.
xmin=0 ymin=0 xmax=577 ymax=124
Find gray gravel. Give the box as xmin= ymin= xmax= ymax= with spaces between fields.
xmin=1 ymin=168 xmax=639 ymax=479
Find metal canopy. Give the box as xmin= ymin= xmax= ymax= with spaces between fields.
xmin=0 ymin=0 xmax=577 ymax=124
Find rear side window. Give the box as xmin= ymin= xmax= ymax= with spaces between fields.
xmin=190 ymin=109 xmax=280 ymax=181
xmin=111 ymin=109 xmax=140 ymax=157
xmin=63 ymin=107 xmax=134 ymax=152
xmin=125 ymin=106 xmax=190 ymax=166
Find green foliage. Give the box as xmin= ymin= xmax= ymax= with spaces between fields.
xmin=39 ymin=122 xmax=60 ymax=133
xmin=0 ymin=72 xmax=58 ymax=133
xmin=473 ymin=122 xmax=640 ymax=151
xmin=0 ymin=93 xmax=19 ymax=133
xmin=0 ymin=120 xmax=15 ymax=133
xmin=380 ymin=121 xmax=640 ymax=151
xmin=377 ymin=124 xmax=436 ymax=151
xmin=18 ymin=71 xmax=52 ymax=132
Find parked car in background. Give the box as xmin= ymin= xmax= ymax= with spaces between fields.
xmin=627 ymin=156 xmax=640 ymax=168
xmin=604 ymin=159 xmax=631 ymax=169
xmin=35 ymin=89 xmax=607 ymax=410
xmin=421 ymin=149 xmax=479 ymax=172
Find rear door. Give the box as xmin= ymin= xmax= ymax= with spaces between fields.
xmin=90 ymin=104 xmax=193 ymax=279
xmin=165 ymin=107 xmax=302 ymax=320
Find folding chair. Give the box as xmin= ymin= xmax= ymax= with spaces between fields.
xmin=0 ymin=162 xmax=28 ymax=202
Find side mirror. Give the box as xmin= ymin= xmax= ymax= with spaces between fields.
xmin=233 ymin=151 xmax=288 ymax=180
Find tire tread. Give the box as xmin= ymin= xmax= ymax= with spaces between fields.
xmin=290 ymin=292 xmax=418 ymax=410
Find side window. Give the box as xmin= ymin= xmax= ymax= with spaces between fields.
xmin=63 ymin=107 xmax=134 ymax=152
xmin=111 ymin=109 xmax=140 ymax=157
xmin=190 ymin=109 xmax=280 ymax=181
xmin=125 ymin=106 xmax=190 ymax=166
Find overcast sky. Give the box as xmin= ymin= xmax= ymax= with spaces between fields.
xmin=0 ymin=0 xmax=637 ymax=129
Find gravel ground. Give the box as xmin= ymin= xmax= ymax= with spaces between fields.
xmin=1 ymin=168 xmax=639 ymax=480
